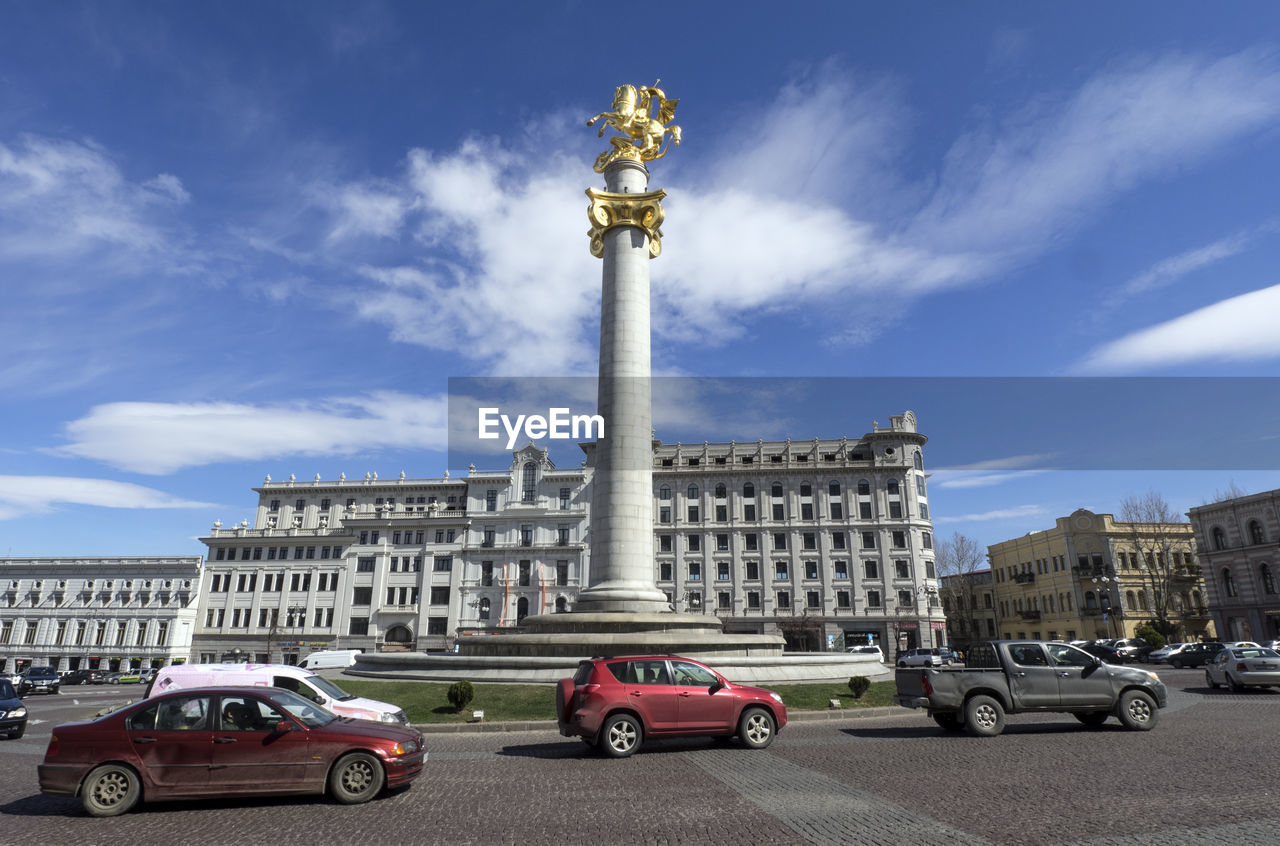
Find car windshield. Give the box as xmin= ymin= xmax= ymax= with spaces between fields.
xmin=268 ymin=689 xmax=338 ymax=727
xmin=307 ymin=675 xmax=357 ymax=702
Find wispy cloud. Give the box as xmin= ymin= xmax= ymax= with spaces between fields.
xmin=52 ymin=392 xmax=448 ymax=474
xmin=1077 ymin=283 xmax=1280 ymax=373
xmin=934 ymin=504 xmax=1047 ymax=523
xmin=0 ymin=476 xmax=214 ymax=521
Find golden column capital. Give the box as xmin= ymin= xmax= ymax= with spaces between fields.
xmin=585 ymin=187 xmax=666 ymax=259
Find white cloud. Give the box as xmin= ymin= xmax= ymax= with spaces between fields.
xmin=0 ymin=476 xmax=214 ymax=521
xmin=54 ymin=392 xmax=448 ymax=474
xmin=1077 ymin=283 xmax=1280 ymax=373
xmin=933 ymin=504 xmax=1047 ymax=523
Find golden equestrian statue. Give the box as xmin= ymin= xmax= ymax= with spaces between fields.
xmin=586 ymin=81 xmax=682 ymax=173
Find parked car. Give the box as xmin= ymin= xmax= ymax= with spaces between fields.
xmin=1169 ymin=642 xmax=1226 ymax=669
xmin=1145 ymin=643 xmax=1187 ymax=664
xmin=897 ymin=648 xmax=950 ymax=668
xmin=146 ymin=664 xmax=408 ymax=725
xmin=38 ymin=685 xmax=426 ymax=816
xmin=1204 ymin=647 xmax=1280 ymax=692
xmin=110 ymin=671 xmax=143 ymax=685
xmin=1227 ymin=641 xmax=1261 ymax=648
xmin=557 ymin=654 xmax=787 ymax=758
xmin=846 ymin=645 xmax=885 ymax=662
xmin=895 ymin=640 xmax=1167 ymax=736
xmin=1111 ymin=638 xmax=1153 ymax=662
xmin=19 ymin=666 xmax=61 ymax=696
xmin=299 ymin=649 xmax=364 ymax=670
xmin=0 ymin=680 xmax=27 ymax=739
xmin=62 ymin=669 xmax=104 ymax=686
xmin=1078 ymin=643 xmax=1127 ymax=664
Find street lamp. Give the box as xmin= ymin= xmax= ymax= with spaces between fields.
xmin=1091 ymin=576 xmax=1117 ymax=639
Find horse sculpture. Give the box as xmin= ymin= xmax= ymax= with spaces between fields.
xmin=586 ymin=82 xmax=682 ymax=173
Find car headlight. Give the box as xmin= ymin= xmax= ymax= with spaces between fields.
xmin=390 ymin=739 xmax=419 ymax=756
xmin=1145 ymin=671 xmax=1161 ymax=682
xmin=381 ymin=710 xmax=408 ymax=724
xmin=8 ymin=706 xmax=26 ymax=718
xmin=769 ymin=692 xmax=784 ymax=705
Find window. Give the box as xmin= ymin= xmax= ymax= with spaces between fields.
xmin=889 ymin=501 xmax=902 ymax=519
xmin=718 ymin=592 xmax=731 ymax=610
xmin=776 ymin=591 xmax=791 ymax=609
xmin=688 ymin=562 xmax=702 ymax=581
xmin=802 ymin=532 xmax=816 ymax=550
xmin=857 ymin=480 xmax=870 ymax=496
xmin=836 ymin=590 xmax=850 ymax=609
xmin=430 ymin=587 xmax=450 ymax=605
xmin=352 ymin=587 xmax=372 ymax=605
xmin=433 ymin=556 xmax=453 ymax=572
xmin=427 ymin=617 xmax=448 ymax=635
xmin=660 ymin=561 xmax=673 ymax=580
xmin=1250 ymin=520 xmax=1266 ymax=545
xmin=834 ymin=561 xmax=848 ymax=579
xmin=659 ymin=507 xmax=671 ymax=523
xmin=895 ymin=560 xmax=910 ymax=579
xmin=1262 ymin=564 xmax=1276 ymax=595
xmin=349 ymin=617 xmax=369 ymax=635
xmin=807 ymin=590 xmax=820 ymax=609
xmin=747 ymin=591 xmax=761 ymax=608
xmin=659 ymin=485 xmax=671 ymax=500
xmin=486 ymin=490 xmax=497 ymax=512
xmin=687 ymin=534 xmax=701 ymax=552
xmin=557 ymin=561 xmax=569 ymax=586
xmin=862 ymin=531 xmax=876 ymax=549
xmin=922 ymin=532 xmax=933 ymax=550
xmin=892 ymin=531 xmax=906 ymax=549
xmin=745 ymin=533 xmax=758 ymax=551
xmin=805 ymin=560 xmax=818 ymax=579
xmin=801 ymin=502 xmax=813 ymax=520
xmin=519 ymin=561 xmax=531 ymax=586
xmin=832 ymin=532 xmax=846 ymax=550
xmin=522 ymin=462 xmax=537 ymax=502
xmin=864 ymin=560 xmax=878 ymax=579
xmin=774 ymin=561 xmax=789 ymax=580
xmin=481 ymin=562 xmax=494 ymax=587
xmin=688 ymin=504 xmax=700 ymax=522
xmin=860 ymin=502 xmax=872 ymax=519
xmin=773 ymin=533 xmax=787 ymax=550
xmin=688 ymin=484 xmax=699 ymax=500
xmin=560 ymin=488 xmax=571 ymax=510
xmin=659 ymin=535 xmax=672 ymax=552
xmin=718 ymin=562 xmax=730 ymax=581
xmin=558 ymin=525 xmax=570 ymax=545
xmin=1212 ymin=527 xmax=1226 ymax=550
xmin=898 ymin=590 xmax=913 ymax=607
xmin=1223 ymin=568 xmax=1237 ymax=596
xmin=357 ymin=556 xmax=375 ymax=573
xmin=746 ymin=561 xmax=760 ymax=581
xmin=716 ymin=533 xmax=729 ymax=551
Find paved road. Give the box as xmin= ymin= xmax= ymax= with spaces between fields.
xmin=3 ymin=668 xmax=1278 ymax=845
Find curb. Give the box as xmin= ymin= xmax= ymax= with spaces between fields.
xmin=413 ymin=706 xmax=902 ymax=734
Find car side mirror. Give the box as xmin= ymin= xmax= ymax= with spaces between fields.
xmin=709 ymin=679 xmax=725 ymax=694
xmin=273 ymin=720 xmax=300 ymax=733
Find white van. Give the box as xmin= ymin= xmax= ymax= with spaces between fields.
xmin=299 ymin=649 xmax=363 ymax=670
xmin=146 ymin=664 xmax=408 ymax=724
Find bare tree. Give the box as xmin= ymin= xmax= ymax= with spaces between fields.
xmin=1204 ymin=480 xmax=1250 ymax=505
xmin=936 ymin=532 xmax=994 ymax=651
xmin=1117 ymin=491 xmax=1185 ymax=640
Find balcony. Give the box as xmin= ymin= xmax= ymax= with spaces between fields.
xmin=1018 ymin=609 xmax=1041 ymax=621
xmin=1013 ymin=573 xmax=1035 ymax=584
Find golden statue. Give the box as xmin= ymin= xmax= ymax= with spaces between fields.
xmin=586 ymin=81 xmax=682 ymax=173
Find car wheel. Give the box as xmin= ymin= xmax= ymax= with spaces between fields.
xmin=738 ymin=707 xmax=776 ymax=750
xmin=81 ymin=764 xmax=141 ymax=817
xmin=932 ymin=712 xmax=964 ymax=732
xmin=1116 ymin=690 xmax=1158 ymax=731
xmin=1206 ymin=670 xmax=1220 ymax=689
xmin=1227 ymin=673 xmax=1245 ymax=694
xmin=964 ymin=695 xmax=1006 ymax=737
xmin=1074 ymin=711 xmax=1109 ymax=727
xmin=897 ymin=660 xmax=906 ymax=668
xmin=1170 ymin=659 xmax=1182 ymax=669
xmin=329 ymin=752 xmax=385 ymax=805
xmin=600 ymin=714 xmax=642 ymax=758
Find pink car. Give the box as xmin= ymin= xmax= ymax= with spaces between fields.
xmin=557 ymin=655 xmax=787 ymax=758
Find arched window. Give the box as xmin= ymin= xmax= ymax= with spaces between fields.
xmin=1261 ymin=563 xmax=1276 ymax=595
xmin=714 ymin=483 xmax=726 ymax=498
xmin=522 ymin=462 xmax=536 ymax=503
xmin=800 ymin=482 xmax=812 ymax=497
xmin=687 ymin=484 xmax=699 ymax=500
xmin=659 ymin=485 xmax=671 ymax=501
xmin=829 ymin=481 xmax=840 ymax=496
xmin=887 ymin=480 xmax=900 ymax=495
xmin=478 ymin=598 xmax=491 ymax=621
xmin=914 ymin=451 xmax=923 ymax=470
xmin=1126 ymin=591 xmax=1136 ymax=610
xmin=516 ymin=596 xmax=529 ymax=622
xmin=1139 ymin=592 xmax=1148 ymax=610
xmin=1212 ymin=527 xmax=1227 ymax=550
xmin=743 ymin=482 xmax=755 ymax=498
xmin=385 ymin=625 xmax=413 ymax=644
xmin=770 ymin=482 xmax=783 ymax=498
xmin=1250 ymin=520 xmax=1266 ymax=545
xmin=857 ymin=480 xmax=870 ymax=496
xmin=1222 ymin=568 xmax=1237 ymax=597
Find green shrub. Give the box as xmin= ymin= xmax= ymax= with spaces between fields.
xmin=447 ymin=680 xmax=475 ymax=712
xmin=1135 ymin=624 xmax=1165 ymax=650
xmin=848 ymin=676 xmax=870 ymax=699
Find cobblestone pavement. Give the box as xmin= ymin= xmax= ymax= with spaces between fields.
xmin=3 ymin=669 xmax=1278 ymax=845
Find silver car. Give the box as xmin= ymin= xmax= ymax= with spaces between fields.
xmin=1205 ymin=647 xmax=1280 ymax=692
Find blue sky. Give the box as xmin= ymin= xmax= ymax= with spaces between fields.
xmin=3 ymin=2 xmax=1280 ymax=558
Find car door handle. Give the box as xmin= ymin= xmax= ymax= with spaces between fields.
xmin=678 ymin=691 xmax=692 ymax=697
xmin=133 ymin=737 xmax=158 ymax=744
xmin=1013 ymin=672 xmax=1026 ymax=677
xmin=1058 ymin=672 xmax=1072 ymax=678
xmin=629 ymin=690 xmax=643 ymax=696
xmin=214 ymin=737 xmax=238 ymax=743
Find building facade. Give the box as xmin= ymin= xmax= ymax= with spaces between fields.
xmin=1187 ymin=489 xmax=1280 ymax=643
xmin=987 ymin=509 xmax=1213 ymax=644
xmin=939 ymin=569 xmax=1000 ymax=653
xmin=192 ymin=414 xmax=943 ymax=662
xmin=0 ymin=557 xmax=201 ymax=674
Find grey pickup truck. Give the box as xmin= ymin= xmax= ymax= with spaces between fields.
xmin=895 ymin=640 xmax=1168 ymax=737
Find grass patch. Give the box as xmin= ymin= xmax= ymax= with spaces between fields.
xmin=337 ymin=678 xmax=894 ymax=724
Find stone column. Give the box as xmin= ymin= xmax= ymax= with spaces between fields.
xmin=574 ymin=159 xmax=670 ymax=613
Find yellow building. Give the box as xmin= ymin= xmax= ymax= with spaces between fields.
xmin=987 ymin=509 xmax=1214 ymax=643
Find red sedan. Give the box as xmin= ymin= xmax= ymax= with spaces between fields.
xmin=38 ymin=686 xmax=425 ymax=816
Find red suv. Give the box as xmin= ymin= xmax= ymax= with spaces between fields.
xmin=556 ymin=655 xmax=787 ymax=757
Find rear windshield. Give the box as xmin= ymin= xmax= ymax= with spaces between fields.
xmin=573 ymin=661 xmax=595 ymax=685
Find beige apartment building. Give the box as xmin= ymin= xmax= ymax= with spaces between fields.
xmin=987 ymin=509 xmax=1214 ymax=643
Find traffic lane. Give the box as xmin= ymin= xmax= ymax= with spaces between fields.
xmin=1 ymin=731 xmax=805 ymax=846
xmin=9 ymin=685 xmax=142 ymax=747
xmin=784 ymin=690 xmax=1280 ymax=845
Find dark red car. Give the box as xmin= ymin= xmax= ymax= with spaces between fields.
xmin=557 ymin=655 xmax=787 ymax=757
xmin=38 ymin=686 xmax=425 ymax=816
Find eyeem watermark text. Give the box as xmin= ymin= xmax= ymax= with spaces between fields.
xmin=478 ymin=407 xmax=605 ymax=450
